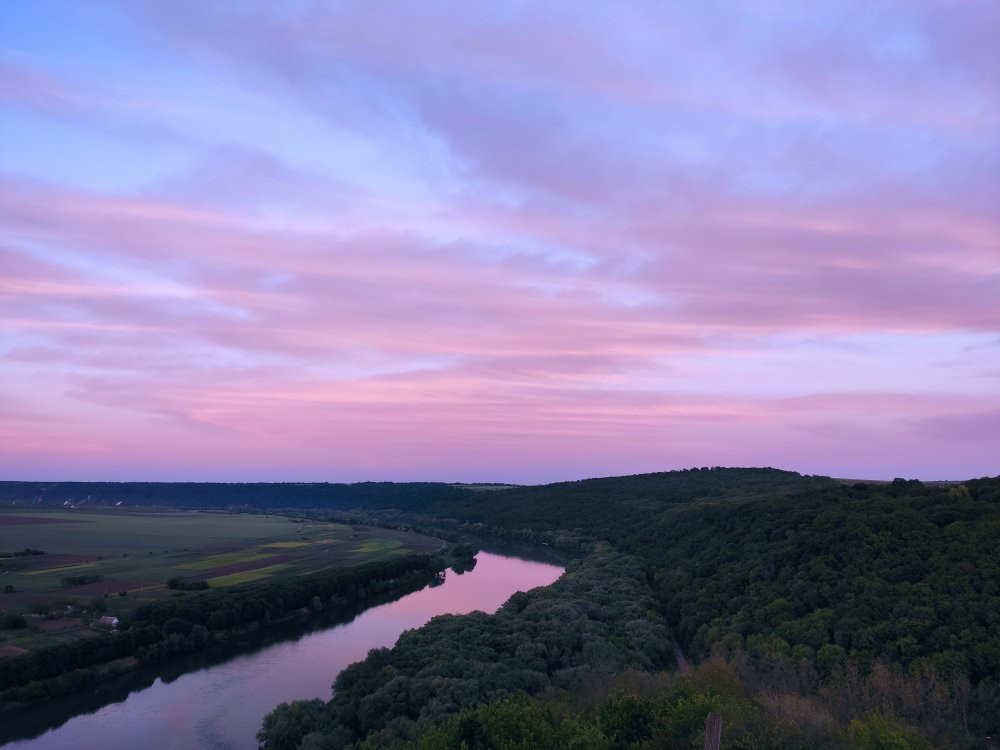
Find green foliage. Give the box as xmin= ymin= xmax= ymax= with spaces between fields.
xmin=261 ymin=469 xmax=1000 ymax=748
xmin=0 ymin=624 xmax=162 ymax=703
xmin=166 ymin=576 xmax=209 ymax=591
xmin=847 ymin=714 xmax=932 ymax=750
xmin=260 ymin=549 xmax=671 ymax=749
xmin=420 ymin=694 xmax=566 ymax=750
xmin=412 ymin=683 xmax=809 ymax=750
xmin=60 ymin=574 xmax=103 ymax=586
xmin=595 ymin=692 xmax=655 ymax=747
xmin=0 ymin=554 xmax=439 ymax=704
xmin=0 ymin=613 xmax=28 ymax=629
xmin=435 ymin=470 xmax=1000 ymax=739
xmin=257 ymin=699 xmax=331 ymax=750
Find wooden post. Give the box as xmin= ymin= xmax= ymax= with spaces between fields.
xmin=704 ymin=711 xmax=722 ymax=750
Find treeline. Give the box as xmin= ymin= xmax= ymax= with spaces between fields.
xmin=0 ymin=624 xmax=163 ymax=703
xmin=439 ymin=475 xmax=1000 ymax=661
xmin=60 ymin=574 xmax=103 ymax=586
xmin=131 ymin=554 xmax=435 ymax=635
xmin=166 ymin=576 xmax=209 ymax=591
xmin=258 ymin=547 xmax=671 ymax=749
xmin=470 ymin=471 xmax=1000 ymax=744
xmin=0 ymin=554 xmax=440 ymax=706
xmin=0 ymin=480 xmax=468 ymax=511
xmin=406 ymin=660 xmax=949 ymax=750
xmin=433 ymin=467 xmax=834 ymax=532
xmin=261 ymin=467 xmax=1000 ymax=748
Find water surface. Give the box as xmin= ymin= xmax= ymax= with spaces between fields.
xmin=3 ymin=551 xmax=563 ymax=750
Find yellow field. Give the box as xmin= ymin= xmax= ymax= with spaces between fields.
xmin=262 ymin=541 xmax=310 ymax=548
xmin=206 ymin=564 xmax=290 ymax=587
xmin=25 ymin=562 xmax=96 ymax=576
xmin=356 ymin=539 xmax=404 ymax=556
xmin=178 ymin=552 xmax=276 ymax=571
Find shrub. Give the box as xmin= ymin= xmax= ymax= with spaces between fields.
xmin=0 ymin=613 xmax=28 ymax=630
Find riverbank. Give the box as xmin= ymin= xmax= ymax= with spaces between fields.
xmin=3 ymin=552 xmax=564 ymax=750
xmin=0 ymin=552 xmax=452 ymax=712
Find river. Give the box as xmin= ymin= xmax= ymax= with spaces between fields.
xmin=1 ymin=551 xmax=564 ymax=750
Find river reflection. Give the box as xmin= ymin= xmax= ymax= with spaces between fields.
xmin=2 ymin=552 xmax=563 ymax=750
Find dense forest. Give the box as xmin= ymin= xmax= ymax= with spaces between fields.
xmin=258 ymin=468 xmax=1000 ymax=749
xmin=261 ymin=546 xmax=670 ymax=748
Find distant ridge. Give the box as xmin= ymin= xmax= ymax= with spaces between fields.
xmin=0 ymin=468 xmax=986 ymax=514
xmin=0 ymin=480 xmax=467 ymax=511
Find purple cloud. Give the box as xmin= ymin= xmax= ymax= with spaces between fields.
xmin=1 ymin=1 xmax=997 ymax=481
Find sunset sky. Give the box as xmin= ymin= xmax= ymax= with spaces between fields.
xmin=2 ymin=1 xmax=998 ymax=482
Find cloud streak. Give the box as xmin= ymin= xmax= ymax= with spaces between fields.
xmin=1 ymin=0 xmax=997 ymax=481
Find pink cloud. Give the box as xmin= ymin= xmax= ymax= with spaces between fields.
xmin=916 ymin=412 xmax=1000 ymax=443
xmin=1 ymin=2 xmax=997 ymax=481
xmin=0 ymin=57 xmax=82 ymax=116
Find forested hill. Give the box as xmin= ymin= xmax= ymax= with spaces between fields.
xmin=434 ymin=469 xmax=1000 ymax=682
xmin=433 ymin=466 xmax=837 ymax=531
xmin=259 ymin=467 xmax=1000 ymax=749
xmin=0 ymin=480 xmax=468 ymax=511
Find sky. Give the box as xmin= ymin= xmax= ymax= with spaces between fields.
xmin=1 ymin=1 xmax=998 ymax=483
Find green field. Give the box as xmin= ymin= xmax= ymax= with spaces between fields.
xmin=206 ymin=563 xmax=291 ymax=586
xmin=0 ymin=508 xmax=442 ymax=654
xmin=177 ymin=551 xmax=277 ymax=570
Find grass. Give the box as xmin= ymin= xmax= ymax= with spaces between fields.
xmin=24 ymin=562 xmax=96 ymax=576
xmin=206 ymin=564 xmax=290 ymax=587
xmin=355 ymin=539 xmax=405 ymax=556
xmin=0 ymin=507 xmax=442 ymax=647
xmin=177 ymin=552 xmax=276 ymax=571
xmin=0 ymin=511 xmax=302 ymax=557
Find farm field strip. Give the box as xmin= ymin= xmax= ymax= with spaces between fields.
xmin=0 ymin=515 xmax=81 ymax=527
xmin=177 ymin=552 xmax=277 ymax=570
xmin=355 ymin=539 xmax=405 ymax=556
xmin=25 ymin=562 xmax=96 ymax=576
xmin=206 ymin=564 xmax=290 ymax=587
xmin=0 ymin=508 xmax=443 ymax=649
xmin=0 ymin=510 xmax=311 ymax=556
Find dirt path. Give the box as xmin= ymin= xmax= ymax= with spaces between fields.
xmin=674 ymin=642 xmax=692 ymax=674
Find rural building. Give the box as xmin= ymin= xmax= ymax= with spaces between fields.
xmin=98 ymin=615 xmax=119 ymax=630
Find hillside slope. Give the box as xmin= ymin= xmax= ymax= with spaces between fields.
xmin=262 ymin=467 xmax=1000 ymax=748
